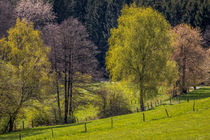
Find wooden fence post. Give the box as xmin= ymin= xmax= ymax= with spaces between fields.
xmin=193 ymin=100 xmax=195 ymax=111
xmin=165 ymin=108 xmax=169 ymax=118
xmin=111 ymin=118 xmax=113 ymax=128
xmin=51 ymin=128 xmax=54 ymax=137
xmin=143 ymin=113 xmax=145 ymax=122
xmin=85 ymin=123 xmax=87 ymax=132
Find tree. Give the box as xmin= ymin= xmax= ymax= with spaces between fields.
xmin=173 ymin=24 xmax=206 ymax=93
xmin=42 ymin=24 xmax=62 ymax=122
xmin=16 ymin=0 xmax=55 ymax=30
xmin=0 ymin=19 xmax=50 ymax=132
xmin=0 ymin=60 xmax=21 ymax=133
xmin=58 ymin=17 xmax=99 ymax=123
xmin=106 ymin=5 xmax=176 ymax=111
xmin=0 ymin=0 xmax=16 ymax=37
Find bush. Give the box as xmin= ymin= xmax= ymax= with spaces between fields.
xmin=33 ymin=110 xmax=52 ymax=127
xmin=96 ymin=86 xmax=131 ymax=118
xmin=25 ymin=103 xmax=57 ymax=127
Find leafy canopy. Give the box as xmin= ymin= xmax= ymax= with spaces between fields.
xmin=0 ymin=18 xmax=51 ymax=109
xmin=106 ymin=4 xmax=177 ymax=99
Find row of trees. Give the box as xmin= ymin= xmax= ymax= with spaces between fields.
xmin=106 ymin=4 xmax=209 ymax=111
xmin=1 ymin=0 xmax=209 ymax=72
xmin=52 ymin=0 xmax=210 ymax=70
xmin=0 ymin=0 xmax=99 ymax=132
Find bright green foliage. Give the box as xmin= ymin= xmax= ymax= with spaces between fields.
xmin=5 ymin=18 xmax=50 ymax=96
xmin=96 ymin=82 xmax=132 ymax=118
xmin=0 ymin=60 xmax=21 ymax=133
xmin=106 ymin=4 xmax=177 ymax=110
xmin=0 ymin=18 xmax=51 ymax=132
xmin=0 ymin=38 xmax=10 ymax=60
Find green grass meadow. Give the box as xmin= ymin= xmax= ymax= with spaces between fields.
xmin=1 ymin=87 xmax=210 ymax=140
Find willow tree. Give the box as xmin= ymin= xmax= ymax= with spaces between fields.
xmin=106 ymin=4 xmax=177 ymax=111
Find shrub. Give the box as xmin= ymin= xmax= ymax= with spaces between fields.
xmin=96 ymin=86 xmax=131 ymax=118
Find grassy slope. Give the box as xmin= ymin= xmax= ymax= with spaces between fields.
xmin=1 ymin=87 xmax=210 ymax=140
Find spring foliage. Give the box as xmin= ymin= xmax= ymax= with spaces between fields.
xmin=0 ymin=18 xmax=50 ymax=132
xmin=106 ymin=4 xmax=177 ymax=110
xmin=173 ymin=24 xmax=207 ymax=93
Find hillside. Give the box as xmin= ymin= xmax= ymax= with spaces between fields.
xmin=1 ymin=87 xmax=210 ymax=140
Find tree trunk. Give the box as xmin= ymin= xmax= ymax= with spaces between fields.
xmin=8 ymin=115 xmax=14 ymax=132
xmin=7 ymin=105 xmax=20 ymax=132
xmin=181 ymin=47 xmax=187 ymax=94
xmin=68 ymin=50 xmax=73 ymax=117
xmin=69 ymin=81 xmax=73 ymax=116
xmin=67 ymin=69 xmax=70 ymax=113
xmin=64 ymin=48 xmax=68 ymax=124
xmin=140 ymin=90 xmax=144 ymax=111
xmin=139 ymin=80 xmax=144 ymax=111
xmin=182 ymin=65 xmax=186 ymax=93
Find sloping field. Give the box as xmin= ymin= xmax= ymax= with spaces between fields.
xmin=1 ymin=87 xmax=210 ymax=140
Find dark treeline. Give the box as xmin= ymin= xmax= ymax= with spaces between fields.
xmin=52 ymin=0 xmax=210 ymax=71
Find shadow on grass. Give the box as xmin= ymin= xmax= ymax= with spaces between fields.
xmin=0 ymin=122 xmax=91 ymax=140
xmin=150 ymin=116 xmax=170 ymax=121
xmin=173 ymin=87 xmax=210 ymax=101
xmin=34 ymin=122 xmax=91 ymax=131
